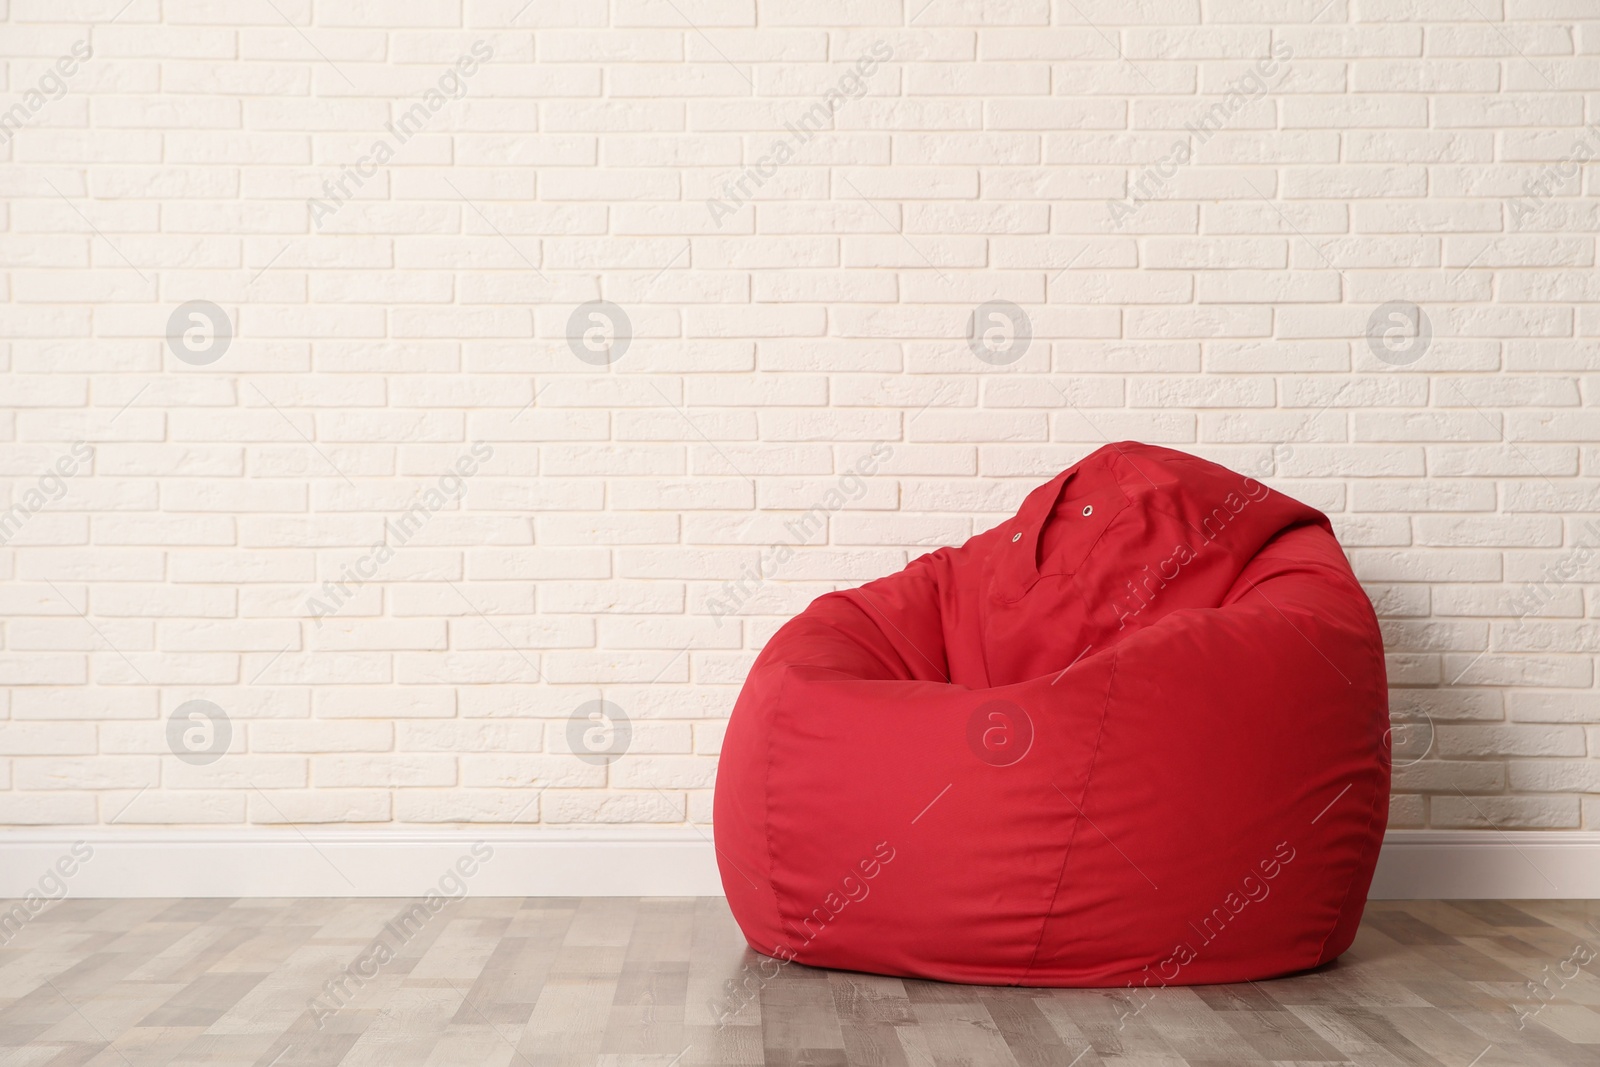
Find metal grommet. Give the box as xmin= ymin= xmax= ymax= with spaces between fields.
xmin=1011 ymin=532 xmax=1022 ymax=543
xmin=1081 ymin=505 xmax=1093 ymax=517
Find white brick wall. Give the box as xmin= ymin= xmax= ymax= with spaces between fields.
xmin=2 ymin=0 xmax=1598 ymax=832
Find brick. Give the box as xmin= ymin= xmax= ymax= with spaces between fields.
xmin=246 ymin=790 xmax=391 ymax=823
xmin=0 ymin=724 xmax=97 ymax=755
xmin=315 ymin=755 xmax=456 ymax=788
xmin=1430 ymin=795 xmax=1579 ymax=830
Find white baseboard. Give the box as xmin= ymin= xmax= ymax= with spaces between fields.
xmin=1368 ymin=830 xmax=1600 ymax=899
xmin=0 ymin=828 xmax=724 ymax=899
xmin=1 ymin=828 xmax=1597 ymax=899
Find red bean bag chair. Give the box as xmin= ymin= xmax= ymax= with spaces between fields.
xmin=713 ymin=442 xmax=1388 ymax=988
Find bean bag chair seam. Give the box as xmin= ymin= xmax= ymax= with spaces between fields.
xmin=1019 ymin=647 xmax=1121 ymax=985
xmin=1312 ymin=778 xmax=1383 ymax=970
xmin=761 ymin=662 xmax=787 ymax=947
xmin=759 ymin=663 xmax=786 ymax=952
xmin=1311 ymin=625 xmax=1391 ymax=968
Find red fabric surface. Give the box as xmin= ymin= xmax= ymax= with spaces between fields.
xmin=713 ymin=442 xmax=1389 ymax=987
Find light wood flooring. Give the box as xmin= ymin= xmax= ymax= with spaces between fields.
xmin=3 ymin=896 xmax=1600 ymax=1065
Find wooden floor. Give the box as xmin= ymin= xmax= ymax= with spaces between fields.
xmin=2 ymin=897 xmax=1599 ymax=1066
